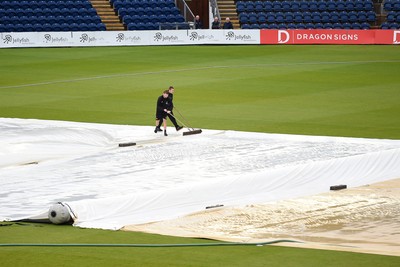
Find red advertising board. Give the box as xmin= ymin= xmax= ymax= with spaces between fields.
xmin=260 ymin=30 xmax=400 ymax=45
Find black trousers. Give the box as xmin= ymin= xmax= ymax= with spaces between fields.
xmin=167 ymin=112 xmax=179 ymax=128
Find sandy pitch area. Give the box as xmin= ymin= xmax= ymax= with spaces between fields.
xmin=124 ymin=178 xmax=400 ymax=256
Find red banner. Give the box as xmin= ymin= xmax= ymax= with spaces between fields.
xmin=260 ymin=30 xmax=400 ymax=45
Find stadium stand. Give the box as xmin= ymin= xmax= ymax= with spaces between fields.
xmin=381 ymin=0 xmax=400 ymax=29
xmin=1 ymin=0 xmax=399 ymax=32
xmin=0 ymin=0 xmax=106 ymax=32
xmin=111 ymin=0 xmax=188 ymax=30
xmin=236 ymin=0 xmax=380 ymax=29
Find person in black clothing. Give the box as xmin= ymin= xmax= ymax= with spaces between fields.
xmin=166 ymin=86 xmax=183 ymax=131
xmin=211 ymin=16 xmax=220 ymax=29
xmin=155 ymin=90 xmax=170 ymax=136
xmin=223 ymin=17 xmax=234 ymax=29
xmin=194 ymin=15 xmax=202 ymax=29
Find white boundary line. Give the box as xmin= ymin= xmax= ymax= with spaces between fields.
xmin=1 ymin=60 xmax=399 ymax=89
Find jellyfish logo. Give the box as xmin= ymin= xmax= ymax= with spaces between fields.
xmin=80 ymin=34 xmax=89 ymax=43
xmin=116 ymin=33 xmax=125 ymax=42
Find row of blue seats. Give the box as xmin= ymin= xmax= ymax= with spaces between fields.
xmin=239 ymin=11 xmax=376 ymax=25
xmin=1 ymin=15 xmax=102 ymax=25
xmin=387 ymin=12 xmax=400 ymax=23
xmin=236 ymin=0 xmax=374 ymax=13
xmin=383 ymin=0 xmax=400 ymax=11
xmin=112 ymin=0 xmax=176 ymax=9
xmin=0 ymin=23 xmax=106 ymax=32
xmin=117 ymin=6 xmax=181 ymax=17
xmin=126 ymin=22 xmax=190 ymax=31
xmin=381 ymin=22 xmax=400 ymax=29
xmin=112 ymin=0 xmax=186 ymax=30
xmin=241 ymin=21 xmax=371 ymax=30
xmin=0 ymin=8 xmax=98 ymax=17
xmin=123 ymin=14 xmax=185 ymax=24
xmin=1 ymin=0 xmax=92 ymax=9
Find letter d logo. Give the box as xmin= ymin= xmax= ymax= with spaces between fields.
xmin=394 ymin=31 xmax=400 ymax=44
xmin=278 ymin=30 xmax=290 ymax=43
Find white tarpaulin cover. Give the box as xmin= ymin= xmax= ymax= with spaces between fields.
xmin=1 ymin=118 xmax=400 ymax=230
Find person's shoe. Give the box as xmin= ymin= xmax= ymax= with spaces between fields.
xmin=164 ymin=130 xmax=168 ymax=136
xmin=154 ymin=127 xmax=158 ymax=133
xmin=156 ymin=127 xmax=162 ymax=132
xmin=176 ymin=126 xmax=183 ymax=131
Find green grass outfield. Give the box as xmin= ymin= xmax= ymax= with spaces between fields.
xmin=1 ymin=45 xmax=400 ymax=266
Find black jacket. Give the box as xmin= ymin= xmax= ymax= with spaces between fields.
xmin=223 ymin=22 xmax=233 ymax=29
xmin=212 ymin=21 xmax=220 ymax=29
xmin=156 ymin=95 xmax=170 ymax=117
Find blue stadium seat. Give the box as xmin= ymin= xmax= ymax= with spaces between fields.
xmin=268 ymin=23 xmax=278 ymax=29
xmin=141 ymin=15 xmax=151 ymax=24
xmin=318 ymin=1 xmax=327 ymax=11
xmin=336 ymin=0 xmax=346 ymax=12
xmin=345 ymin=0 xmax=355 ymax=11
xmin=342 ymin=22 xmax=351 ymax=29
xmin=354 ymin=0 xmax=364 ymax=11
xmin=278 ymin=23 xmax=286 ymax=29
xmin=393 ymin=2 xmax=400 ymax=11
xmin=150 ymin=14 xmax=159 ymax=23
xmin=250 ymin=24 xmax=260 ymax=29
xmin=303 ymin=11 xmax=312 ymax=23
xmin=311 ymin=11 xmax=321 ymax=23
xmin=258 ymin=13 xmax=267 ymax=24
xmin=366 ymin=0 xmax=375 ymax=11
xmin=284 ymin=12 xmax=293 ymax=23
xmin=381 ymin=22 xmax=390 ymax=29
xmin=241 ymin=23 xmax=251 ymax=29
xmin=255 ymin=1 xmax=264 ymax=12
xmin=358 ymin=11 xmax=367 ymax=22
xmin=291 ymin=0 xmax=300 ymax=12
xmin=60 ymin=22 xmax=70 ymax=31
xmin=348 ymin=11 xmax=358 ymax=23
xmin=159 ymin=14 xmax=167 ymax=23
xmin=33 ymin=23 xmax=44 ymax=31
xmin=339 ymin=11 xmax=349 ymax=23
xmin=361 ymin=22 xmax=370 ymax=29
xmin=389 ymin=22 xmax=399 ymax=29
xmin=308 ymin=1 xmax=318 ymax=12
xmin=299 ymin=0 xmax=309 ymax=12
xmin=296 ymin=23 xmax=306 ymax=29
xmin=260 ymin=23 xmax=269 ymax=29
xmin=275 ymin=12 xmax=285 ymax=23
xmin=321 ymin=11 xmax=330 ymax=23
xmin=236 ymin=1 xmax=245 ymax=13
xmin=287 ymin=22 xmax=296 ymax=29
xmin=305 ymin=22 xmax=315 ymax=29
xmin=127 ymin=22 xmax=137 ymax=30
xmin=293 ymin=11 xmax=302 ymax=23
xmin=326 ymin=0 xmax=336 ymax=12
xmin=245 ymin=2 xmax=255 ymax=12
xmin=330 ymin=11 xmax=340 ymax=23
xmin=323 ymin=23 xmax=333 ymax=29
xmin=333 ymin=22 xmax=342 ymax=29
xmin=239 ymin=13 xmax=249 ymax=24
xmin=272 ymin=1 xmax=283 ymax=12
xmin=281 ymin=1 xmax=291 ymax=12
xmin=366 ymin=11 xmax=376 ymax=22
xmin=383 ymin=0 xmax=393 ymax=11
xmin=264 ymin=1 xmax=273 ymax=12
xmin=314 ymin=22 xmax=323 ymax=29
xmin=249 ymin=13 xmax=258 ymax=24
xmin=352 ymin=22 xmax=361 ymax=29
xmin=267 ymin=12 xmax=275 ymax=23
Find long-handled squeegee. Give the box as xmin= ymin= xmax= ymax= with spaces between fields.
xmin=169 ymin=109 xmax=202 ymax=136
